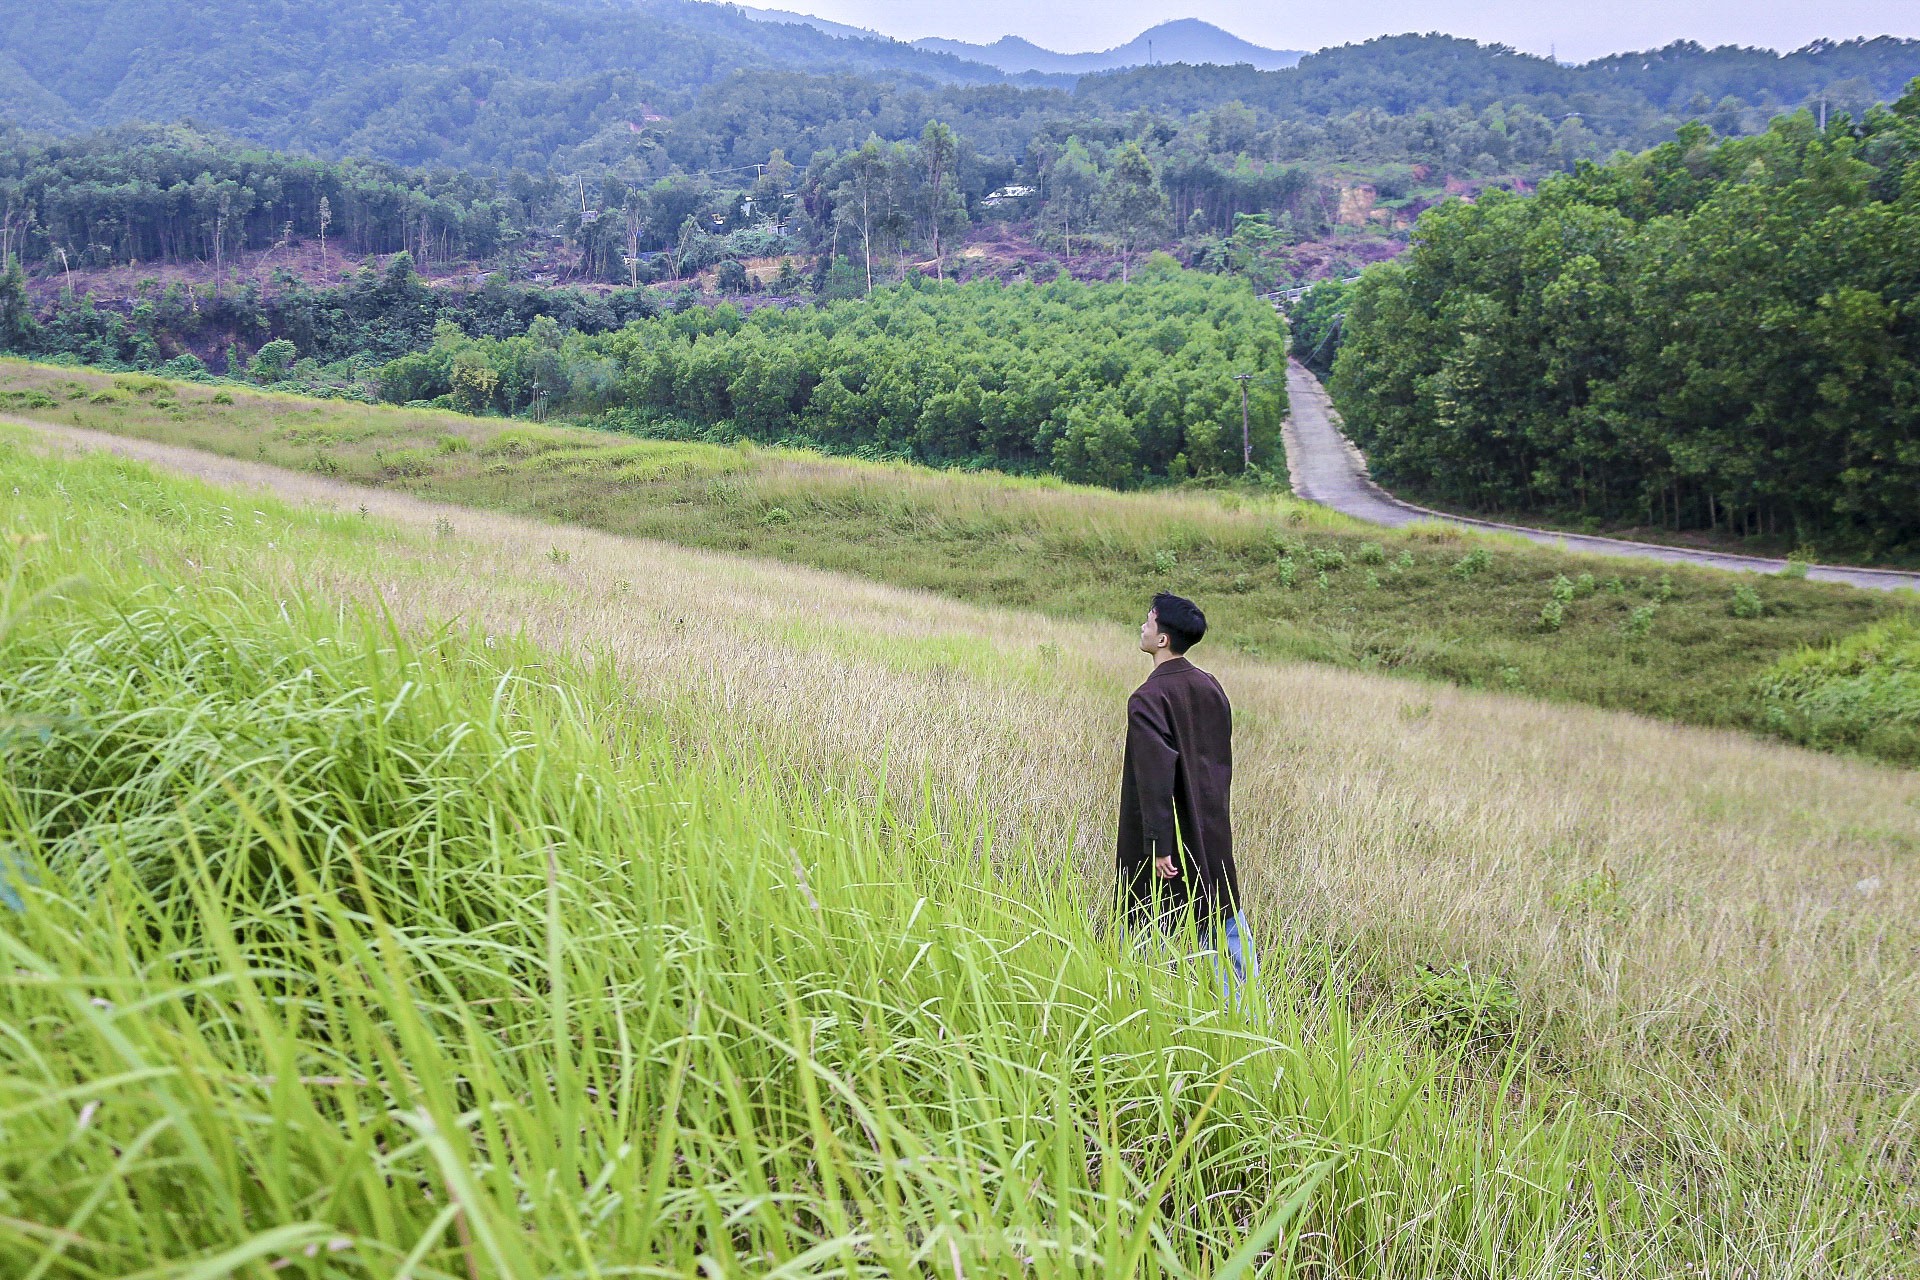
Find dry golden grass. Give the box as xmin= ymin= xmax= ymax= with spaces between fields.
xmin=18 ymin=416 xmax=1918 ymax=1228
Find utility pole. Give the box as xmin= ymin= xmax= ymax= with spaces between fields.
xmin=1234 ymin=372 xmax=1253 ymax=470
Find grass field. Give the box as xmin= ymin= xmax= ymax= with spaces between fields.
xmin=2 ymin=427 xmax=1916 ymax=1274
xmin=3 ymin=360 xmax=1915 ymax=765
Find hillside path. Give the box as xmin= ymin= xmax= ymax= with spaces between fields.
xmin=1280 ymin=360 xmax=1920 ymax=593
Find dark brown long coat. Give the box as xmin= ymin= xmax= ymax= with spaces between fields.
xmin=1116 ymin=656 xmax=1242 ymax=927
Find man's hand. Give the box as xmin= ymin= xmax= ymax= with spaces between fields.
xmin=1154 ymin=855 xmax=1179 ymax=879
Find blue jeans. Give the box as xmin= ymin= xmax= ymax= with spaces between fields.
xmin=1217 ymin=911 xmax=1257 ymax=999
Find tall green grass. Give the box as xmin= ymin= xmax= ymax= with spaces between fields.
xmin=0 ymin=443 xmax=1907 ymax=1276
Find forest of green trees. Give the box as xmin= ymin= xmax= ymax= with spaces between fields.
xmin=5 ymin=17 xmax=1920 ymax=293
xmin=376 ymin=266 xmax=1287 ymax=485
xmin=1327 ymin=88 xmax=1920 ymax=551
xmin=5 ymin=4 xmax=1920 ymax=507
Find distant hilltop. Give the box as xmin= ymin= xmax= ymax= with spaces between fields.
xmin=914 ymin=19 xmax=1304 ymax=74
xmin=733 ymin=11 xmax=1305 ymax=74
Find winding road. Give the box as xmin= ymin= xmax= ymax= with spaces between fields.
xmin=1281 ymin=360 xmax=1920 ymax=593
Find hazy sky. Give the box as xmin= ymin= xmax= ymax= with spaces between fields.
xmin=771 ymin=1 xmax=1918 ymax=63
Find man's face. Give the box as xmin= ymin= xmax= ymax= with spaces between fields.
xmin=1139 ymin=608 xmax=1165 ymax=656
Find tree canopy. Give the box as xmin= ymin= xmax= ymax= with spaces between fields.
xmin=1328 ymin=88 xmax=1920 ymax=553
xmin=381 ymin=266 xmax=1289 ymax=486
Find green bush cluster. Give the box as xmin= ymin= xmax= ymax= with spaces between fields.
xmin=379 ymin=269 xmax=1288 ymax=488
xmin=1400 ymin=964 xmax=1523 ymax=1048
xmin=1450 ymin=547 xmax=1492 ymax=579
xmin=1756 ymin=619 xmax=1920 ymax=761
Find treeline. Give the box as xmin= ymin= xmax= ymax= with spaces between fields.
xmin=7 ymin=18 xmax=1920 ymax=293
xmin=0 ymin=125 xmax=520 ymax=272
xmin=1328 ymin=90 xmax=1920 ymax=551
xmin=1079 ymin=34 xmax=1920 ymax=121
xmin=376 ymin=268 xmax=1288 ymax=486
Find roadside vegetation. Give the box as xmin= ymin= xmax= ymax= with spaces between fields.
xmin=1327 ymin=90 xmax=1920 ymax=560
xmin=4 ymin=358 xmax=1915 ymax=762
xmin=3 ymin=435 xmax=1916 ymax=1274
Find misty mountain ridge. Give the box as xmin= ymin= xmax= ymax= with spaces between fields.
xmin=911 ymin=18 xmax=1304 ymax=74
xmin=726 ymin=8 xmax=1301 ymax=76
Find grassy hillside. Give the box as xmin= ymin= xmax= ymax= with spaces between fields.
xmin=2 ymin=429 xmax=1915 ymax=1272
xmin=3 ymin=359 xmax=1915 ymax=759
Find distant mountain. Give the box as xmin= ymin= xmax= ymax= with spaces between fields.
xmin=912 ymin=19 xmax=1304 ymax=75
xmin=0 ymin=0 xmax=1014 ymax=165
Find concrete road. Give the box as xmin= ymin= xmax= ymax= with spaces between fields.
xmin=1281 ymin=360 xmax=1920 ymax=593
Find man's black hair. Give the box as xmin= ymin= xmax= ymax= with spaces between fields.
xmin=1152 ymin=592 xmax=1207 ymax=654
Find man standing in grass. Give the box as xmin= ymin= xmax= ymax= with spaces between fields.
xmin=1118 ymin=593 xmax=1254 ymax=988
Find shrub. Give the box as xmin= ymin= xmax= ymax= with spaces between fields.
xmin=248 ymin=338 xmax=298 ymax=383
xmin=762 ymin=506 xmax=794 ymax=526
xmin=1549 ymin=575 xmax=1576 ymax=604
xmin=436 ymin=434 xmax=472 ymax=454
xmin=1729 ymin=584 xmax=1763 ymax=619
xmin=1151 ymin=548 xmax=1178 ymax=576
xmin=1622 ymin=604 xmax=1657 ymax=638
xmin=1574 ymin=573 xmax=1596 ymax=598
xmin=1356 ymin=541 xmax=1387 ymax=566
xmin=1755 ymin=620 xmax=1920 ymax=762
xmin=1780 ymin=560 xmax=1810 ymax=580
xmin=1449 ymin=547 xmax=1491 ymax=579
xmin=1308 ymin=546 xmax=1347 ymax=573
xmin=1400 ymin=964 xmax=1521 ymax=1048
xmin=1276 ymin=557 xmax=1297 ymax=589
xmin=211 ymin=391 xmax=235 ymax=405
xmin=1539 ymin=599 xmax=1565 ymax=632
